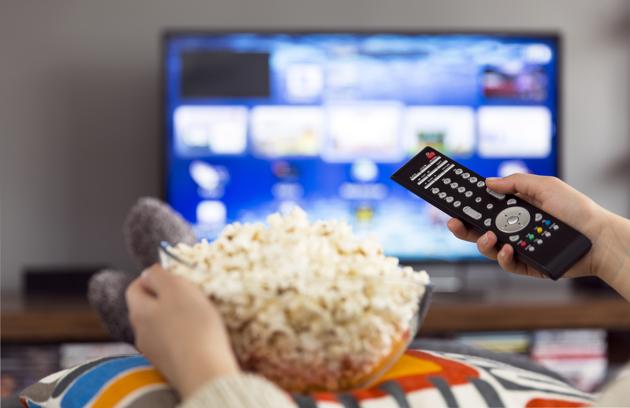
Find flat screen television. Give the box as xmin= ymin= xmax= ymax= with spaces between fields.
xmin=162 ymin=31 xmax=560 ymax=262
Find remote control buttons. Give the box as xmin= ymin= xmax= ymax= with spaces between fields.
xmin=495 ymin=206 xmax=531 ymax=233
xmin=454 ymin=168 xmax=463 ymax=175
xmin=446 ymin=196 xmax=454 ymax=203
xmin=486 ymin=203 xmax=494 ymax=210
xmin=526 ymin=233 xmax=535 ymax=241
xmin=431 ymin=188 xmax=439 ymax=194
xmin=536 ymin=227 xmax=543 ymax=234
xmin=552 ymin=224 xmax=559 ymax=231
xmin=536 ymin=239 xmax=543 ymax=245
xmin=469 ymin=176 xmax=478 ymax=183
xmin=475 ymin=197 xmax=482 ymax=203
xmin=451 ymin=182 xmax=458 ymax=189
xmin=527 ymin=246 xmax=535 ymax=252
xmin=477 ymin=181 xmax=485 ymax=188
xmin=453 ymin=201 xmax=461 ymax=208
xmin=438 ymin=192 xmax=447 ymax=199
xmin=463 ymin=206 xmax=482 ymax=220
xmin=484 ymin=218 xmax=492 ymax=227
xmin=462 ymin=172 xmax=470 ymax=179
xmin=507 ymin=198 xmax=517 ymax=206
xmin=543 ymin=219 xmax=552 ymax=226
xmin=535 ymin=213 xmax=542 ymax=222
xmin=458 ymin=187 xmax=465 ymax=193
xmin=465 ymin=191 xmax=473 ymax=198
xmin=509 ymin=235 xmax=520 ymax=242
xmin=544 ymin=231 xmax=551 ymax=237
xmin=486 ymin=188 xmax=505 ymax=200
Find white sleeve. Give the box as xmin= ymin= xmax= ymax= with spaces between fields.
xmin=594 ymin=363 xmax=630 ymax=407
xmin=178 ymin=373 xmax=297 ymax=408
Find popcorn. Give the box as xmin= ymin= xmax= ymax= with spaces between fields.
xmin=167 ymin=208 xmax=429 ymax=392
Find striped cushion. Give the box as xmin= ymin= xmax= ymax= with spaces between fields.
xmin=20 ymin=355 xmax=177 ymax=408
xmin=20 ymin=347 xmax=593 ymax=408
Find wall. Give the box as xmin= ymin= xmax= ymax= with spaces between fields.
xmin=1 ymin=0 xmax=629 ymax=291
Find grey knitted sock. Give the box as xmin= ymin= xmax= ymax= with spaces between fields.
xmin=87 ymin=269 xmax=136 ymax=343
xmin=89 ymin=197 xmax=197 ymax=343
xmin=123 ymin=197 xmax=196 ymax=270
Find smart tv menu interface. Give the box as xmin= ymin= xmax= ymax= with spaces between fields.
xmin=164 ymin=33 xmax=558 ymax=261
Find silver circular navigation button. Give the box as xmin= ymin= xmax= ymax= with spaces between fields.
xmin=495 ymin=206 xmax=531 ymax=234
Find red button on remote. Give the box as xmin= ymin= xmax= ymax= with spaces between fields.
xmin=426 ymin=151 xmax=436 ymax=160
xmin=519 ymin=240 xmax=527 ymax=248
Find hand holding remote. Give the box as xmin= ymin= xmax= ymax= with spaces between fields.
xmin=392 ymin=146 xmax=629 ymax=298
xmin=447 ymin=174 xmax=630 ymax=299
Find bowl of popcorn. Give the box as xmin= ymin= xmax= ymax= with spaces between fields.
xmin=159 ymin=208 xmax=431 ymax=392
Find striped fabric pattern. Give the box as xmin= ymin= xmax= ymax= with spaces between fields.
xmin=20 ymin=355 xmax=178 ymax=408
xmin=20 ymin=349 xmax=594 ymax=408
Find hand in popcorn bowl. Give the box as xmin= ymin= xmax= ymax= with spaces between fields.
xmin=158 ymin=208 xmax=431 ymax=393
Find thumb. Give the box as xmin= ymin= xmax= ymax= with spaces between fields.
xmin=486 ymin=173 xmax=545 ymax=196
xmin=140 ymin=264 xmax=179 ymax=296
xmin=140 ymin=263 xmax=198 ymax=298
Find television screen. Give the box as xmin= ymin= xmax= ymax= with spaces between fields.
xmin=163 ymin=31 xmax=559 ymax=262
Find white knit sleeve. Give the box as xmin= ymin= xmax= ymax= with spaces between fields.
xmin=178 ymin=373 xmax=297 ymax=408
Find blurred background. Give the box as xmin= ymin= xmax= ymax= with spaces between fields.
xmin=1 ymin=0 xmax=629 ymax=399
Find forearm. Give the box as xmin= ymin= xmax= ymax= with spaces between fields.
xmin=596 ymin=210 xmax=630 ymax=301
xmin=178 ymin=373 xmax=296 ymax=408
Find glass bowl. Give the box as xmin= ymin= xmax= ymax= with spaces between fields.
xmin=350 ymin=282 xmax=432 ymax=391
xmin=158 ymin=242 xmax=432 ymax=392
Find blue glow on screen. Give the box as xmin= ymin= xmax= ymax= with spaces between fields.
xmin=164 ymin=32 xmax=558 ymax=262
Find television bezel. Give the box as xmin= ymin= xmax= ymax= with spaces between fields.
xmin=160 ymin=29 xmax=562 ymax=265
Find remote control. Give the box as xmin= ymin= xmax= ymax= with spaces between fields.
xmin=391 ymin=146 xmax=592 ymax=280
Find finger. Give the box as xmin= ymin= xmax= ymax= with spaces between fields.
xmin=512 ymin=192 xmax=539 ymax=207
xmin=486 ymin=173 xmax=547 ymax=206
xmin=496 ymin=244 xmax=534 ymax=277
xmin=140 ymin=263 xmax=198 ymax=298
xmin=493 ymin=243 xmax=547 ymax=279
xmin=126 ymin=278 xmax=157 ymax=323
xmin=447 ymin=218 xmax=482 ymax=243
xmin=476 ymin=231 xmax=498 ymax=260
xmin=496 ymin=244 xmax=518 ymax=273
xmin=486 ymin=173 xmax=537 ymax=194
xmin=139 ymin=264 xmax=177 ymax=297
